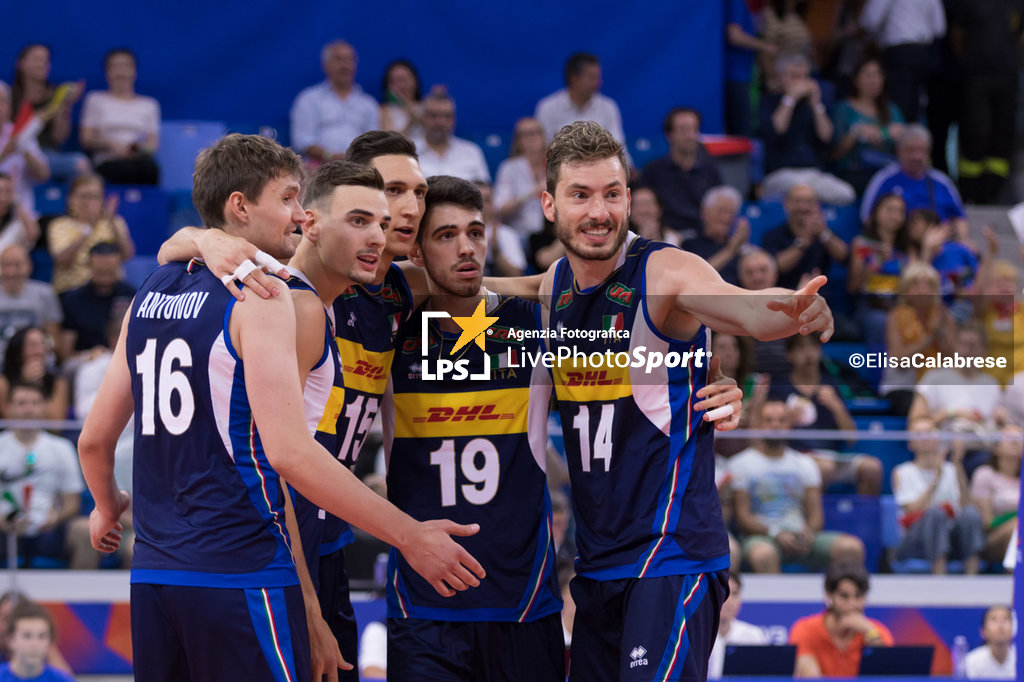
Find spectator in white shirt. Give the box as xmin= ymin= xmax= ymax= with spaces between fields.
xmin=494 ymin=117 xmax=547 ymax=236
xmin=534 ymin=53 xmax=626 ymax=148
xmin=290 ymin=41 xmax=380 ymax=163
xmin=892 ymin=416 xmax=984 ymax=574
xmin=965 ymin=605 xmax=1016 ymax=679
xmin=413 ymin=92 xmax=490 ymax=183
xmin=476 ymin=181 xmax=526 ymax=277
xmin=0 ymin=82 xmax=49 ymax=217
xmin=708 ymin=572 xmax=770 ymax=679
xmin=860 ymin=0 xmax=946 ymax=122
xmin=79 ymin=48 xmax=160 ymax=185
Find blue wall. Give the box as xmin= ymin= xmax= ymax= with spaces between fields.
xmin=2 ymin=0 xmax=725 ymax=143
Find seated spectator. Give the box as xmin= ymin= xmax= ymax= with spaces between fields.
xmin=0 ymin=602 xmax=74 ymax=682
xmin=970 ymin=426 xmax=1021 ymax=565
xmin=0 ymin=174 xmax=39 ymax=254
xmin=493 ymin=117 xmax=546 ymax=236
xmin=762 ymin=184 xmax=849 ymax=290
xmin=0 ymin=383 xmax=82 ymax=567
xmin=476 ymin=181 xmax=526 ymax=277
xmin=712 ymin=332 xmax=760 ymax=458
xmin=682 ymin=185 xmax=748 ymax=285
xmin=59 ymin=243 xmax=135 ymax=361
xmin=0 ymin=245 xmax=60 ymax=358
xmin=730 ymin=399 xmax=865 ymax=572
xmin=973 ymin=253 xmax=1021 ymax=388
xmin=737 ymin=248 xmax=791 ymax=384
xmin=848 ymin=193 xmax=908 ymax=345
xmin=790 ymin=562 xmax=894 ymax=677
xmin=0 ymin=327 xmax=66 ymax=421
xmin=638 ymin=107 xmax=723 ymax=234
xmin=965 ymin=605 xmax=1016 ymax=679
xmin=878 ymin=263 xmax=955 ymax=414
xmin=759 ymin=0 xmax=812 ymax=93
xmin=290 ymin=40 xmax=379 ymax=163
xmin=413 ymin=91 xmax=490 ymax=183
xmin=771 ymin=334 xmax=883 ymax=495
xmin=9 ymin=44 xmax=87 ymax=182
xmin=999 ymin=370 xmax=1024 ymax=427
xmin=861 ymin=125 xmax=969 ymax=242
xmin=893 ymin=416 xmax=985 ymax=574
xmin=378 ymin=59 xmax=423 ymax=139
xmin=708 ymin=571 xmax=769 ymax=679
xmin=906 ymin=208 xmax=977 ymax=307
xmin=629 ymin=187 xmax=681 ymax=246
xmin=47 ymin=174 xmax=135 ymax=294
xmin=908 ymin=322 xmax=1004 ymax=436
xmin=759 ymin=55 xmax=856 ymax=205
xmin=79 ymin=48 xmax=160 ymax=186
xmin=0 ymin=83 xmax=49 ymax=219
xmin=831 ymin=58 xmax=906 ymax=193
xmin=535 ymin=53 xmax=626 ymax=147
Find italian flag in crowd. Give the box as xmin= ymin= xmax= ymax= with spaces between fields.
xmin=603 ymin=313 xmax=624 ymax=332
xmin=490 ymin=349 xmax=518 ymax=370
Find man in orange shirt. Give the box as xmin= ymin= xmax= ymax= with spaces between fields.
xmin=789 ymin=562 xmax=894 ymax=677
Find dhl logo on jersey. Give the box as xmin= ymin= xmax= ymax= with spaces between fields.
xmin=393 ymin=387 xmax=529 ymax=438
xmin=552 ymin=362 xmax=632 ymax=402
xmin=335 ymin=337 xmax=395 ymax=394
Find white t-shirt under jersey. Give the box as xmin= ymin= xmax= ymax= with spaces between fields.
xmin=708 ymin=619 xmax=770 ymax=679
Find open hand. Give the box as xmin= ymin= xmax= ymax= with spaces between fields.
xmin=766 ymin=275 xmax=834 ymax=341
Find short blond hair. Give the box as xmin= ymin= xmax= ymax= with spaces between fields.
xmin=898 ymin=261 xmax=940 ymax=297
xmin=545 ymin=121 xmax=627 ymax=194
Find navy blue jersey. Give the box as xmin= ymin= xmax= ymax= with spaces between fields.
xmin=284 ymin=270 xmax=346 ymax=587
xmin=127 ymin=260 xmax=297 ymax=588
xmin=548 ymin=236 xmax=730 ymax=581
xmin=320 ymin=263 xmax=413 ymax=555
xmin=382 ymin=294 xmax=561 ymax=622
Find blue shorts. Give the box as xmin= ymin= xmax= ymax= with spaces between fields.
xmin=131 ymin=583 xmax=311 ymax=682
xmin=387 ymin=613 xmax=565 ymax=682
xmin=569 ymin=571 xmax=729 ymax=682
xmin=317 ymin=547 xmax=359 ymax=681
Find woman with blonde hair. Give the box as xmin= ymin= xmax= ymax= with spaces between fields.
xmin=878 ymin=262 xmax=954 ymax=415
xmin=493 ymin=117 xmax=547 ymax=236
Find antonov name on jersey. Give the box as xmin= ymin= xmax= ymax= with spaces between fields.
xmin=135 ymin=291 xmax=211 ymax=320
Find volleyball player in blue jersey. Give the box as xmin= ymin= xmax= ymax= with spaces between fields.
xmin=538 ymin=122 xmax=834 ymax=682
xmin=78 ymin=135 xmax=485 ymax=682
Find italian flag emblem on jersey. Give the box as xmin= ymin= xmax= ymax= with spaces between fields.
xmin=603 ymin=313 xmax=624 ymax=332
xmin=491 ymin=348 xmax=518 ymax=369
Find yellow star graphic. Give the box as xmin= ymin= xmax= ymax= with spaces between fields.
xmin=450 ymin=299 xmax=498 ymax=354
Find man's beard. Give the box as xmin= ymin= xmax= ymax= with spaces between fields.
xmin=554 ymin=208 xmax=628 ymax=262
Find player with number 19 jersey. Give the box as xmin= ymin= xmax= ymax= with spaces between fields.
xmin=382 ymin=294 xmax=560 ymax=622
xmin=128 ymin=259 xmax=297 ymax=588
xmin=548 ymin=236 xmax=730 ymax=580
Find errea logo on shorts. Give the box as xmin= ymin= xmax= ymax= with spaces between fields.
xmin=629 ymin=645 xmax=648 ymax=668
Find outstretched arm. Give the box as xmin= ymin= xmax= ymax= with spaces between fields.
xmin=655 ymin=249 xmax=834 ymax=341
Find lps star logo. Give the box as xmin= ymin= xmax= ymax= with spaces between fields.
xmin=629 ymin=645 xmax=648 ymax=669
xmin=420 ymin=299 xmax=497 ymax=381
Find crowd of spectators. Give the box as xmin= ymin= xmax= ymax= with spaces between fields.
xmin=0 ymin=0 xmax=1017 ymax=607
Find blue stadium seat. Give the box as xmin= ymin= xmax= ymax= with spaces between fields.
xmin=124 ymin=255 xmax=161 ymax=289
xmin=743 ymin=199 xmax=786 ymax=246
xmin=628 ymin=136 xmax=667 ymax=170
xmin=851 ymin=415 xmax=911 ymax=495
xmin=106 ymin=186 xmax=171 ymax=256
xmin=823 ymin=494 xmax=882 ymax=571
xmin=467 ymin=130 xmax=508 ymax=182
xmin=156 ymin=120 xmax=227 ymax=192
xmin=33 ymin=182 xmax=68 ymax=217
